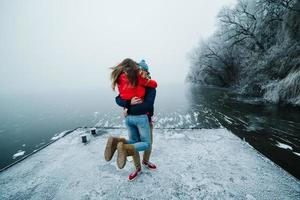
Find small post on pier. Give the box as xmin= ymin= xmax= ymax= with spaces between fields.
xmin=81 ymin=134 xmax=88 ymax=143
xmin=91 ymin=128 xmax=96 ymax=135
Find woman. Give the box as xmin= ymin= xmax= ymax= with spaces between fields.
xmin=104 ymin=58 xmax=157 ymax=181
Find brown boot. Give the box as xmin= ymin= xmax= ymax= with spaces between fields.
xmin=117 ymin=143 xmax=138 ymax=169
xmin=104 ymin=137 xmax=126 ymax=161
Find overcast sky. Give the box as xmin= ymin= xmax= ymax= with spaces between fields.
xmin=0 ymin=0 xmax=236 ymax=93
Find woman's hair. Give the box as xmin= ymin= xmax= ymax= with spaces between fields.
xmin=110 ymin=58 xmax=139 ymax=90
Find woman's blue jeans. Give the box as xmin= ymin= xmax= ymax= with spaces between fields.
xmin=125 ymin=115 xmax=151 ymax=152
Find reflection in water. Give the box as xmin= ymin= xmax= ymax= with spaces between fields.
xmin=187 ymin=85 xmax=300 ymax=179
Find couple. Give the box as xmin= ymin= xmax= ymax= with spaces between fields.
xmin=104 ymin=58 xmax=157 ymax=181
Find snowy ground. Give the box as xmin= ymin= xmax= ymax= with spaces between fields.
xmin=0 ymin=128 xmax=299 ymax=200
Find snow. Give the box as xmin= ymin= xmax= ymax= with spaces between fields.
xmin=275 ymin=142 xmax=293 ymax=151
xmin=51 ymin=130 xmax=70 ymax=141
xmin=224 ymin=117 xmax=233 ymax=124
xmin=0 ymin=128 xmax=299 ymax=200
xmin=12 ymin=150 xmax=25 ymax=159
xmin=246 ymin=194 xmax=256 ymax=200
xmin=293 ymin=152 xmax=300 ymax=157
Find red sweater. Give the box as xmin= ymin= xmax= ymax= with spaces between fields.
xmin=117 ymin=73 xmax=157 ymax=100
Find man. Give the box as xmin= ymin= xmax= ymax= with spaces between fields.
xmin=115 ymin=87 xmax=157 ymax=180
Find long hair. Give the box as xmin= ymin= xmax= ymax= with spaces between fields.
xmin=110 ymin=58 xmax=139 ymax=90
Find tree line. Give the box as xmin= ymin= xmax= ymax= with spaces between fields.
xmin=187 ymin=0 xmax=300 ymax=105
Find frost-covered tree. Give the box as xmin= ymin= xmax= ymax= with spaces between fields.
xmin=187 ymin=0 xmax=300 ymax=105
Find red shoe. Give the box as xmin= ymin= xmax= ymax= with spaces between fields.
xmin=142 ymin=160 xmax=157 ymax=170
xmin=128 ymin=166 xmax=141 ymax=181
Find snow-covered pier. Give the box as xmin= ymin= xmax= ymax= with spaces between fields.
xmin=0 ymin=128 xmax=299 ymax=199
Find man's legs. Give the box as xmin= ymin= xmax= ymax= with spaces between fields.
xmin=143 ymin=122 xmax=153 ymax=162
xmin=128 ymin=115 xmax=151 ymax=181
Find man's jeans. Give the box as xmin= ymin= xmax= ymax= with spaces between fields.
xmin=125 ymin=115 xmax=151 ymax=152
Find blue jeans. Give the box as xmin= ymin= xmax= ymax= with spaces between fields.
xmin=125 ymin=115 xmax=151 ymax=152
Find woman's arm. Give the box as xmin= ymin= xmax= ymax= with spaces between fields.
xmin=139 ymin=77 xmax=157 ymax=88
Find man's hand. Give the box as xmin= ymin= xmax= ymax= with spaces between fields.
xmin=131 ymin=97 xmax=143 ymax=105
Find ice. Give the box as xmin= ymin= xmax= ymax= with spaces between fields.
xmin=154 ymin=113 xmax=196 ymax=129
xmin=35 ymin=141 xmax=45 ymax=147
xmin=224 ymin=116 xmax=233 ymax=124
xmin=12 ymin=150 xmax=25 ymax=159
xmin=51 ymin=130 xmax=70 ymax=141
xmin=104 ymin=121 xmax=109 ymax=127
xmin=0 ymin=128 xmax=299 ymax=200
xmin=275 ymin=142 xmax=293 ymax=151
xmin=293 ymin=152 xmax=300 ymax=157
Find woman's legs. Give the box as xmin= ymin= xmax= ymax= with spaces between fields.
xmin=104 ymin=137 xmax=126 ymax=161
xmin=116 ymin=116 xmax=144 ymax=169
xmin=125 ymin=117 xmax=140 ymax=144
xmin=104 ymin=115 xmax=141 ymax=160
xmin=125 ymin=115 xmax=151 ymax=152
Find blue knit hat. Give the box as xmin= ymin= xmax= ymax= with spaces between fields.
xmin=138 ymin=59 xmax=149 ymax=71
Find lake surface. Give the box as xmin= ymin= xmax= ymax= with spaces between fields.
xmin=0 ymin=84 xmax=299 ymax=179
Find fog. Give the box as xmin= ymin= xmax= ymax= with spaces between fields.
xmin=0 ymin=0 xmax=236 ymax=94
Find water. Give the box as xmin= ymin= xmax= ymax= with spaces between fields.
xmin=187 ymin=86 xmax=300 ymax=179
xmin=0 ymin=84 xmax=299 ymax=179
xmin=0 ymin=88 xmax=118 ymax=169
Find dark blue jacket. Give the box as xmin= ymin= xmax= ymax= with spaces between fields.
xmin=115 ymin=88 xmax=156 ymax=117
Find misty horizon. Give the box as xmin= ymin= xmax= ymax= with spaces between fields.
xmin=0 ymin=0 xmax=236 ymax=94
